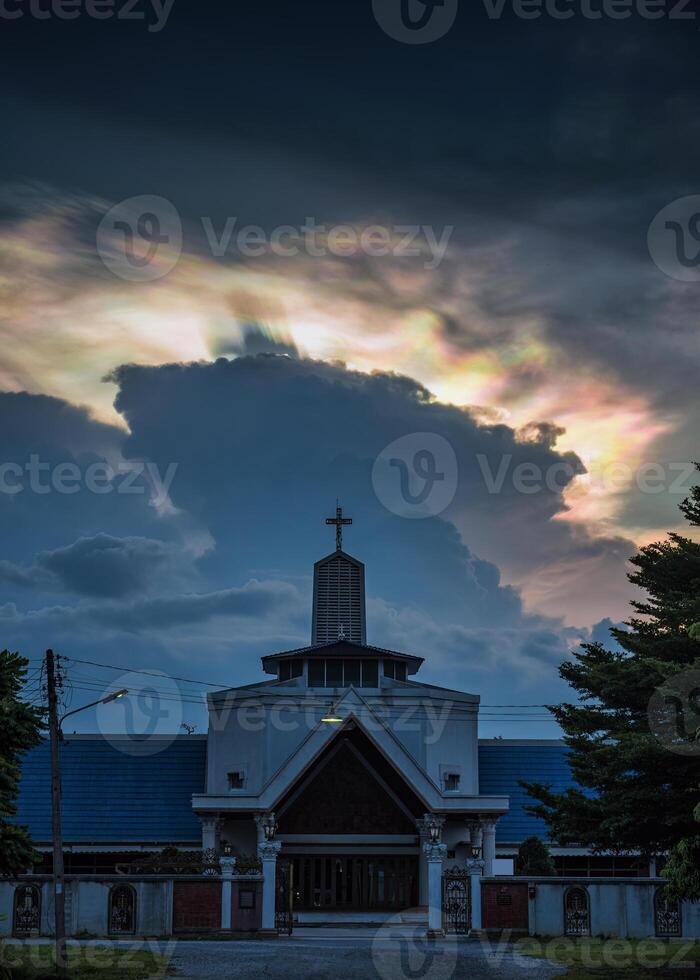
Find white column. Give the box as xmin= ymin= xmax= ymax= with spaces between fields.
xmin=415 ymin=818 xmax=430 ymax=905
xmin=220 ymin=855 xmax=236 ymax=931
xmin=467 ymin=857 xmax=485 ymax=937
xmin=259 ymin=840 xmax=282 ymax=936
xmin=423 ymin=842 xmax=447 ymax=938
xmin=200 ymin=815 xmax=222 ymax=852
xmin=481 ymin=818 xmax=497 ymax=877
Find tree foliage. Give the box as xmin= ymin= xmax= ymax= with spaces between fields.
xmin=522 ymin=471 xmax=700 ymax=892
xmin=516 ymin=835 xmax=556 ymax=876
xmin=663 ymin=799 xmax=700 ymax=902
xmin=0 ymin=650 xmax=44 ymax=875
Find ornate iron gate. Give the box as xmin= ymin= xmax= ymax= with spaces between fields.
xmin=275 ymin=860 xmax=294 ymax=935
xmin=442 ymin=866 xmax=471 ymax=934
xmin=564 ymin=887 xmax=590 ymax=936
xmin=13 ymin=885 xmax=41 ymax=937
xmin=655 ymin=889 xmax=682 ymax=937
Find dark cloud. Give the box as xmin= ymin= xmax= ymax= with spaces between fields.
xmin=38 ymin=534 xmax=184 ymax=598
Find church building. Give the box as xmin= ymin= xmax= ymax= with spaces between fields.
xmin=15 ymin=509 xmax=650 ymax=915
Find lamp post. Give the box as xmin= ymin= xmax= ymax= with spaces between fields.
xmin=46 ymin=649 xmax=127 ymax=974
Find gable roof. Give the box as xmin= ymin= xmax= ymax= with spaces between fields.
xmin=13 ymin=735 xmax=574 ymax=848
xmin=478 ymin=740 xmax=576 ymax=843
xmin=15 ymin=736 xmax=206 ymax=846
xmin=261 ymin=638 xmax=424 ymax=674
xmin=193 ymin=687 xmax=508 ymax=816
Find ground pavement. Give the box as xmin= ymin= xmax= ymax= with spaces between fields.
xmin=166 ymin=928 xmax=566 ymax=980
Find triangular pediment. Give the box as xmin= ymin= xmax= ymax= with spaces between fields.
xmin=276 ymin=727 xmax=418 ymax=834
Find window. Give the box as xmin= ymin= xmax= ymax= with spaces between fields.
xmin=444 ymin=772 xmax=460 ymax=791
xmin=307 ymin=658 xmax=379 ymax=687
xmin=308 ymin=659 xmax=325 ymax=687
xmin=361 ymin=659 xmax=378 ymax=687
xmin=239 ymin=889 xmax=256 ymax=909
xmin=278 ymin=660 xmax=303 ymax=681
xmin=109 ymin=885 xmax=136 ymax=935
xmin=326 ymin=658 xmax=343 ymax=686
xmin=227 ymin=771 xmax=245 ymax=790
xmin=383 ymin=660 xmax=407 ymax=681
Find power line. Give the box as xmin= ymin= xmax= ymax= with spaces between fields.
xmin=64 ymin=656 xmax=560 ymax=709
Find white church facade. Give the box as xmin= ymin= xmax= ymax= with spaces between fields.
xmin=194 ymin=509 xmax=509 ymax=911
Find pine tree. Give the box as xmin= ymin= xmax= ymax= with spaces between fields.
xmin=523 ymin=471 xmax=700 ymax=879
xmin=0 ymin=650 xmax=45 ymax=875
xmin=516 ymin=836 xmax=556 ymax=876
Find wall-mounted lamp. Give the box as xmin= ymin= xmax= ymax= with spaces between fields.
xmin=426 ymin=814 xmax=443 ymax=844
xmin=528 ymin=885 xmax=537 ymax=900
xmin=321 ymin=703 xmax=343 ymax=723
xmin=262 ymin=815 xmax=277 ymax=841
xmin=222 ymin=841 xmax=233 ymax=857
xmin=470 ymin=844 xmax=482 ymax=860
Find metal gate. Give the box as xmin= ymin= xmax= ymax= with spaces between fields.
xmin=442 ymin=867 xmax=471 ymax=934
xmin=275 ymin=860 xmax=294 ymax=935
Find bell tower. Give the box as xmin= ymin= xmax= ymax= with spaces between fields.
xmin=311 ymin=506 xmax=366 ymax=644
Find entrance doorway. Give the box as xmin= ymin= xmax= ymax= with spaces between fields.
xmin=289 ymin=855 xmax=417 ymax=910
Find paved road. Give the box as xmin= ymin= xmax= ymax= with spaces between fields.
xmin=6 ymin=932 xmax=566 ymax=979
xmin=165 ymin=930 xmax=567 ymax=980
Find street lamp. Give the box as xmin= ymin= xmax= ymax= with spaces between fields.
xmin=46 ymin=649 xmax=129 ymax=976
xmin=59 ymin=688 xmax=128 ymax=725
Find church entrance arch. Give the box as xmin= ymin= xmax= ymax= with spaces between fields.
xmin=274 ymin=721 xmax=425 ymax=912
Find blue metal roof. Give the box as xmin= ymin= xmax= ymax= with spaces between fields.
xmin=478 ymin=741 xmax=576 ymax=844
xmin=15 ymin=736 xmax=206 ymax=844
xmin=14 ymin=736 xmax=575 ymax=847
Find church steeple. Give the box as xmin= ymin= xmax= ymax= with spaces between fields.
xmin=311 ymin=506 xmax=366 ymax=645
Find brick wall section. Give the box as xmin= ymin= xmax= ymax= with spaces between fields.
xmin=172 ymin=881 xmax=222 ymax=933
xmin=482 ymin=882 xmax=529 ymax=931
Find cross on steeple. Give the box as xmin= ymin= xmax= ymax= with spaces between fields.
xmin=325 ymin=503 xmax=352 ymax=552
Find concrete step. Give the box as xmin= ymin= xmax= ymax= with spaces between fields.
xmin=399 ymin=907 xmax=428 ymax=925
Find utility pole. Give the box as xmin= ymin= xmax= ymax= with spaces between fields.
xmin=46 ymin=649 xmax=67 ymax=973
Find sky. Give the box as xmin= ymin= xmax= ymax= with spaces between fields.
xmin=1 ymin=0 xmax=699 ymax=737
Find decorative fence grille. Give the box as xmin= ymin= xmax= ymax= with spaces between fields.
xmin=442 ymin=866 xmax=471 ymax=934
xmin=13 ymin=885 xmax=41 ymax=937
xmin=116 ymin=848 xmax=223 ymax=876
xmin=109 ymin=885 xmax=136 ymax=934
xmin=655 ymin=889 xmax=682 ymax=937
xmin=564 ymin=887 xmax=590 ymax=936
xmin=275 ymin=860 xmax=294 ymax=935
